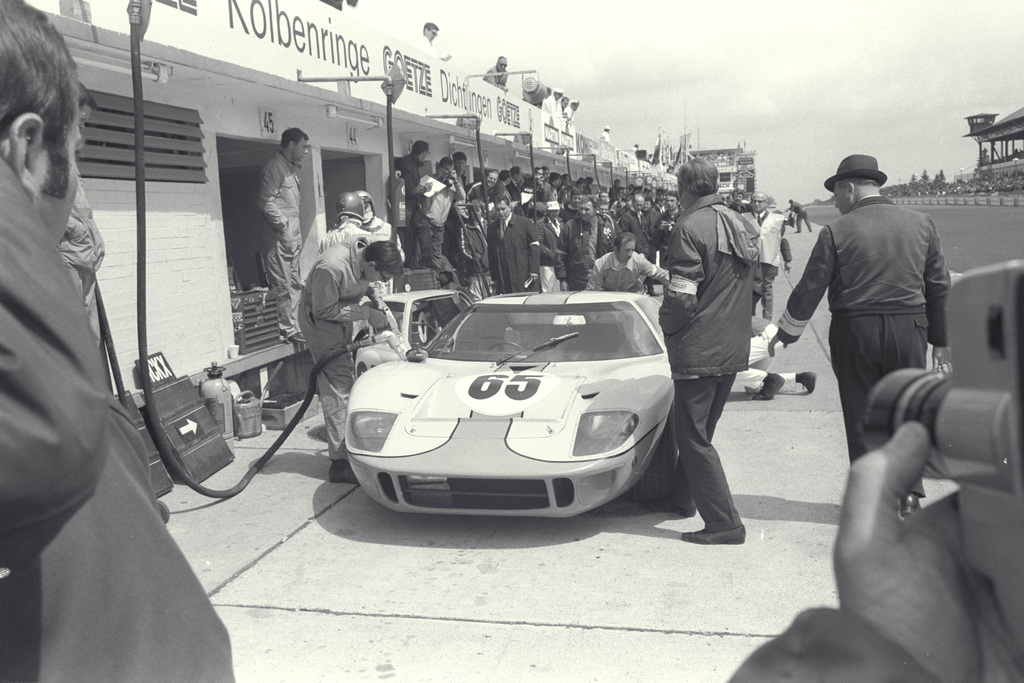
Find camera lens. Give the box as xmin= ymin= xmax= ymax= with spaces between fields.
xmin=861 ymin=368 xmax=952 ymax=452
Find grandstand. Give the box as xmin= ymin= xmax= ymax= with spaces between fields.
xmin=965 ymin=108 xmax=1024 ymax=176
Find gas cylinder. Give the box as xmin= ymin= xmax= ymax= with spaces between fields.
xmin=200 ymin=362 xmax=235 ymax=451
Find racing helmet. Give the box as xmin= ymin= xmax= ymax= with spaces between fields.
xmin=335 ymin=191 xmax=364 ymax=220
xmin=355 ymin=190 xmax=376 ymax=224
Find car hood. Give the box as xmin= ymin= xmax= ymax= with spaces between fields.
xmin=349 ymin=357 xmax=672 ymax=460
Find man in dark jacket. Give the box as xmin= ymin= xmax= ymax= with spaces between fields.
xmin=487 ymin=197 xmax=540 ymax=294
xmin=616 ymin=193 xmax=651 ymax=257
xmin=0 ymin=3 xmax=233 ymax=678
xmin=556 ymin=196 xmax=617 ymax=291
xmin=659 ymin=158 xmax=759 ymax=545
xmin=770 ymin=154 xmax=950 ymax=515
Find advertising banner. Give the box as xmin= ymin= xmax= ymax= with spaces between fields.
xmin=41 ymin=0 xmax=528 ymax=136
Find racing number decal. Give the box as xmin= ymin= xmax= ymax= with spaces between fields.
xmin=468 ymin=374 xmax=505 ymax=400
xmin=456 ymin=372 xmax=560 ymax=416
xmin=468 ymin=374 xmax=542 ymax=401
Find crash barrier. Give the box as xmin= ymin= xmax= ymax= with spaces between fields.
xmin=893 ymin=195 xmax=1024 ymax=207
xmin=234 ymin=391 xmax=263 ymax=439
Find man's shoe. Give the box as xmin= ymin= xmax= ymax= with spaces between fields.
xmin=328 ymin=459 xmax=359 ymax=485
xmin=900 ymin=493 xmax=921 ymax=519
xmin=796 ymin=372 xmax=817 ymax=394
xmin=680 ymin=525 xmax=746 ymax=545
xmin=287 ymin=332 xmax=305 ymax=344
xmin=752 ymin=373 xmax=785 ymax=400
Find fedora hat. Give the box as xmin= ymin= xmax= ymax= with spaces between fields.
xmin=824 ymin=154 xmax=888 ymax=192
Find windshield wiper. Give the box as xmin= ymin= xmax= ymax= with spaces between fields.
xmin=493 ymin=332 xmax=580 ymax=369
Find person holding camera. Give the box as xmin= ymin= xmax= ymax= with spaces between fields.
xmin=770 ymin=154 xmax=950 ymax=515
xmin=731 ymin=421 xmax=1024 ymax=680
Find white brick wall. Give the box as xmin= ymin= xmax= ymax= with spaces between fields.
xmin=91 ymin=174 xmax=235 ymax=387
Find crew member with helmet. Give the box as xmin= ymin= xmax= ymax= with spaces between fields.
xmin=299 ymin=239 xmax=404 ymax=484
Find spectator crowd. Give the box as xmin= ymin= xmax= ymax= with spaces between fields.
xmin=882 ymin=167 xmax=1024 ymax=197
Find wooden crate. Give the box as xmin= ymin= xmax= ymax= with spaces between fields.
xmin=231 ymin=290 xmax=280 ymax=354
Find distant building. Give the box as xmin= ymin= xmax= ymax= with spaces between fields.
xmin=688 ymin=146 xmax=757 ymax=198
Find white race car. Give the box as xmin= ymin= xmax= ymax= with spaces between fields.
xmin=346 ymin=292 xmax=676 ymax=517
xmin=354 ymin=289 xmax=473 ymax=377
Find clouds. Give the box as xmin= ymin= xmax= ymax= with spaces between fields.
xmin=354 ymin=0 xmax=1024 ymax=201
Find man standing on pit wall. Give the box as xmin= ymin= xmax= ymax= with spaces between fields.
xmin=0 ymin=2 xmax=233 ymax=678
xmin=258 ymin=126 xmax=310 ymax=343
xmin=750 ymin=191 xmax=785 ymax=319
xmin=299 ymin=239 xmax=404 ymax=484
xmin=659 ymin=157 xmax=760 ymax=545
xmin=411 ymin=156 xmax=466 ymax=274
xmin=770 ymin=154 xmax=950 ymax=516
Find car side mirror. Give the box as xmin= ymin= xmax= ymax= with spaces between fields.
xmin=406 ymin=348 xmax=428 ymax=363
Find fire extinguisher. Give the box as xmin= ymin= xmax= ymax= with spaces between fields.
xmin=200 ymin=362 xmax=235 ymax=452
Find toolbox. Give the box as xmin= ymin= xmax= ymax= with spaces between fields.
xmin=231 ymin=289 xmax=280 ymax=354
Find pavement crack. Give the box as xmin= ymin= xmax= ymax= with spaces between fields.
xmin=206 ymin=487 xmax=361 ymax=599
xmin=212 ymin=602 xmax=776 ymax=640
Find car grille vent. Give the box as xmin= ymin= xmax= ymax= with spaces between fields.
xmin=553 ymin=478 xmax=575 ymax=507
xmin=509 ymin=364 xmax=543 ymax=372
xmin=580 ymin=392 xmax=600 ymax=399
xmin=377 ymin=473 xmax=399 ymax=503
xmin=399 ymin=476 xmax=551 ymax=510
xmin=400 ymin=393 xmax=419 ymax=399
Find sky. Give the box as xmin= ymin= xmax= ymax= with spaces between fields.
xmin=351 ymin=0 xmax=1024 ymax=203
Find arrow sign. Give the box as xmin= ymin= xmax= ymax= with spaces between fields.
xmin=178 ymin=419 xmax=197 ymax=437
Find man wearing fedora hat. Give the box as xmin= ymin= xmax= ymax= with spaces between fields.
xmin=770 ymin=154 xmax=950 ymax=516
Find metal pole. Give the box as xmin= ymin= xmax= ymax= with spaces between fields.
xmin=565 ymin=148 xmax=572 ymax=185
xmin=386 ymin=97 xmax=396 ymax=229
xmin=528 ymin=140 xmax=537 ymax=207
xmin=593 ymin=156 xmax=601 ymax=191
xmin=475 ymin=125 xmax=486 ymax=202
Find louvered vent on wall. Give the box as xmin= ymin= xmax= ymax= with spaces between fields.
xmin=79 ymin=91 xmax=207 ymax=183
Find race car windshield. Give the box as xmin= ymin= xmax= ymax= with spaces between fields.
xmin=426 ymin=302 xmax=662 ymax=362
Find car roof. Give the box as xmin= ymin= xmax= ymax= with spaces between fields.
xmin=478 ymin=291 xmax=648 ymax=306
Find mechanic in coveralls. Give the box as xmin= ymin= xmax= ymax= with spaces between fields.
xmin=299 ymin=239 xmax=404 ymax=484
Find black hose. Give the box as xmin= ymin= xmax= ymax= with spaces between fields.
xmin=159 ymin=336 xmax=378 ymax=499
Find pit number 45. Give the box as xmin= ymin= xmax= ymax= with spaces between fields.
xmin=259 ymin=108 xmax=275 ymax=138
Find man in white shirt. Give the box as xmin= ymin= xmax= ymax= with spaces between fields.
xmin=413 ymin=22 xmax=451 ymax=61
xmin=750 ymin=190 xmax=785 ymax=319
xmin=586 ymin=232 xmax=668 ymax=294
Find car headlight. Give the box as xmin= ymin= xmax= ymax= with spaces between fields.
xmin=349 ymin=411 xmax=398 ymax=452
xmin=572 ymin=411 xmax=639 ymax=457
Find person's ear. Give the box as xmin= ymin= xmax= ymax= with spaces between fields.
xmin=0 ymin=113 xmax=47 ymax=198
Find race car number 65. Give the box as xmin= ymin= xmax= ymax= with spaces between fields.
xmin=455 ymin=372 xmax=561 ymax=416
xmin=468 ymin=374 xmax=541 ymax=401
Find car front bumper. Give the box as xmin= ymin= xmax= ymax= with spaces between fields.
xmin=348 ymin=423 xmax=659 ymax=517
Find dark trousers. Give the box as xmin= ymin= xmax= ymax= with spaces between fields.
xmin=830 ymin=313 xmax=928 ymax=494
xmin=752 ymin=264 xmax=778 ymax=319
xmin=670 ymin=375 xmax=743 ymax=531
xmin=412 ymin=216 xmax=444 ymax=270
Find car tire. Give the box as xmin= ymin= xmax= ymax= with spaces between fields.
xmin=629 ymin=408 xmax=676 ymax=502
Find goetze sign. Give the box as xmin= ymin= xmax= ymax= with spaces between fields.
xmin=66 ymin=0 xmax=532 ymax=136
